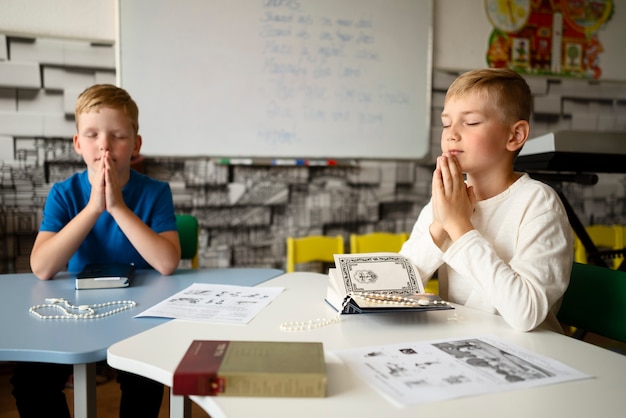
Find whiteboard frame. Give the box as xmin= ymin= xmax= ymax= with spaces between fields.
xmin=118 ymin=0 xmax=433 ymax=160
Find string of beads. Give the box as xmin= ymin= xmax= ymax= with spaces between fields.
xmin=280 ymin=295 xmax=350 ymax=331
xmin=29 ymin=298 xmax=136 ymax=319
xmin=279 ymin=293 xmax=450 ymax=331
xmin=280 ymin=315 xmax=341 ymax=331
xmin=351 ymin=291 xmax=449 ymax=307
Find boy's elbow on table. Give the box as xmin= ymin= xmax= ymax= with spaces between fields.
xmin=153 ymin=259 xmax=179 ymax=276
xmin=30 ymin=258 xmax=57 ymax=280
xmin=31 ymin=267 xmax=56 ymax=281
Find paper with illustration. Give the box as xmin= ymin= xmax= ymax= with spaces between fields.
xmin=334 ymin=335 xmax=590 ymax=407
xmin=135 ymin=283 xmax=283 ymax=324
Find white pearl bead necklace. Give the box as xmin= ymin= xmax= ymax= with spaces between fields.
xmin=29 ymin=298 xmax=136 ymax=319
xmin=280 ymin=315 xmax=341 ymax=331
xmin=279 ymin=292 xmax=450 ymax=332
xmin=280 ymin=294 xmax=351 ymax=331
xmin=351 ymin=291 xmax=449 ymax=307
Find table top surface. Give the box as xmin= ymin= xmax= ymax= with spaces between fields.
xmin=108 ymin=272 xmax=626 ymax=418
xmin=0 ymin=268 xmax=283 ymax=364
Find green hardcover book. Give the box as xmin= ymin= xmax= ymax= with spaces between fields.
xmin=172 ymin=340 xmax=327 ymax=397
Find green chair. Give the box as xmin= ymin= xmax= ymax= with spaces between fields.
xmin=176 ymin=214 xmax=199 ymax=269
xmin=557 ymin=262 xmax=626 ymax=344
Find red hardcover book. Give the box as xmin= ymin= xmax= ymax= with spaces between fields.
xmin=172 ymin=340 xmax=327 ymax=397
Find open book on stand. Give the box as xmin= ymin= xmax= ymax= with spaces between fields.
xmin=326 ymin=253 xmax=453 ymax=314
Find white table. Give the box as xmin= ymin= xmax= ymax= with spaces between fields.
xmin=108 ymin=272 xmax=626 ymax=418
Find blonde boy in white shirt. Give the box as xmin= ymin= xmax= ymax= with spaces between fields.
xmin=400 ymin=68 xmax=573 ymax=332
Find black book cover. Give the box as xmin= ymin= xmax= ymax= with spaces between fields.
xmin=75 ymin=263 xmax=135 ymax=289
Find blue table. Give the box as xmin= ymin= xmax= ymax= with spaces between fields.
xmin=0 ymin=268 xmax=283 ymax=418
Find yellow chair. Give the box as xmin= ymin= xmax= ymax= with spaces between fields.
xmin=574 ymin=225 xmax=624 ymax=269
xmin=423 ymin=280 xmax=439 ymax=294
xmin=286 ymin=235 xmax=344 ymax=273
xmin=176 ymin=214 xmax=199 ymax=269
xmin=349 ymin=232 xmax=408 ymax=253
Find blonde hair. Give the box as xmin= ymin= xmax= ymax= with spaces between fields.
xmin=445 ymin=68 xmax=532 ymax=124
xmin=74 ymin=84 xmax=139 ymax=135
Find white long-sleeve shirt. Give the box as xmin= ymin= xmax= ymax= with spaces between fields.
xmin=400 ymin=173 xmax=573 ymax=332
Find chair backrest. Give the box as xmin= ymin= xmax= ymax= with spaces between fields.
xmin=557 ymin=262 xmax=626 ymax=344
xmin=286 ymin=235 xmax=344 ymax=272
xmin=175 ymin=214 xmax=199 ymax=268
xmin=573 ymin=225 xmax=624 ymax=269
xmin=350 ymin=232 xmax=408 ymax=253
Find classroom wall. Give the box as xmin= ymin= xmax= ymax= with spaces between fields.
xmin=0 ymin=0 xmax=116 ymax=42
xmin=4 ymin=0 xmax=625 ymax=79
xmin=434 ymin=0 xmax=626 ymax=81
xmin=1 ymin=1 xmax=626 ymax=273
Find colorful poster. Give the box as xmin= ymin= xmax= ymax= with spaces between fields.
xmin=485 ymin=0 xmax=614 ymax=79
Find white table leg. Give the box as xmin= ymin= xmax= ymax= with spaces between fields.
xmin=73 ymin=363 xmax=97 ymax=418
xmin=170 ymin=392 xmax=191 ymax=418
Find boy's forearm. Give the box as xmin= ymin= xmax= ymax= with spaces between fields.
xmin=109 ymin=205 xmax=181 ymax=275
xmin=31 ymin=241 xmax=72 ymax=280
xmin=443 ymin=218 xmax=475 ymax=242
xmin=30 ymin=208 xmax=100 ymax=280
xmin=429 ymin=222 xmax=448 ymax=249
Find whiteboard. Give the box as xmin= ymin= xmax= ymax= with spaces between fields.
xmin=119 ymin=0 xmax=432 ymax=160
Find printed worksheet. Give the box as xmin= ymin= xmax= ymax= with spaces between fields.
xmin=334 ymin=335 xmax=591 ymax=407
xmin=135 ymin=283 xmax=283 ymax=324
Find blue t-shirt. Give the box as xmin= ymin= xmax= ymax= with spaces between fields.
xmin=40 ymin=169 xmax=177 ymax=272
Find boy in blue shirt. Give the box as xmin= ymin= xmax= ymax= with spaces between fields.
xmin=11 ymin=84 xmax=181 ymax=417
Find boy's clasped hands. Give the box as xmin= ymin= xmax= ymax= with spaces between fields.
xmin=90 ymin=149 xmax=126 ymax=215
xmin=430 ymin=153 xmax=476 ymax=247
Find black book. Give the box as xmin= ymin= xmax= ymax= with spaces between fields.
xmin=75 ymin=263 xmax=135 ymax=290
